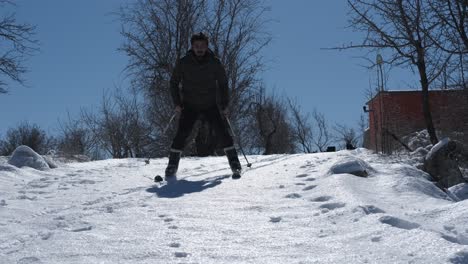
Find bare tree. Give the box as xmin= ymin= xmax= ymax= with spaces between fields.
xmin=249 ymin=87 xmax=295 ymax=154
xmin=428 ymin=0 xmax=468 ymax=88
xmin=56 ymin=113 xmax=95 ymax=158
xmin=0 ymin=1 xmax=38 ymax=93
xmin=312 ymin=109 xmax=332 ymax=152
xmin=334 ymin=123 xmax=359 ymax=150
xmin=336 ymin=0 xmax=454 ymax=145
xmin=204 ymin=0 xmax=272 ymax=143
xmin=287 ymin=97 xmax=314 ymax=153
xmin=80 ymin=89 xmax=151 ymax=159
xmin=0 ymin=122 xmax=53 ymax=155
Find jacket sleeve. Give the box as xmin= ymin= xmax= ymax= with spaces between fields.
xmin=215 ymin=59 xmax=230 ymax=110
xmin=169 ymin=59 xmax=183 ymax=107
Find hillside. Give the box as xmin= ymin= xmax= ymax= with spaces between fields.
xmin=1 ymin=149 xmax=467 ymax=264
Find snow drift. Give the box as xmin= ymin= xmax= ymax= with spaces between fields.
xmin=8 ymin=145 xmax=50 ymax=170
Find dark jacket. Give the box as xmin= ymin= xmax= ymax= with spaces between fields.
xmin=170 ymin=49 xmax=229 ymax=110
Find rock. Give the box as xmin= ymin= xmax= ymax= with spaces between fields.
xmin=449 ymin=183 xmax=468 ymax=201
xmin=329 ymin=156 xmax=374 ymax=177
xmin=42 ymin=155 xmax=58 ymax=169
xmin=424 ymin=138 xmax=466 ymax=188
xmin=8 ymin=145 xmax=50 ymax=170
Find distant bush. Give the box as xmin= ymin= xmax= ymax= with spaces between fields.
xmin=0 ymin=122 xmax=54 ymax=156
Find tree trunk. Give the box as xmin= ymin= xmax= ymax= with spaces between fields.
xmin=417 ymin=50 xmax=439 ymax=145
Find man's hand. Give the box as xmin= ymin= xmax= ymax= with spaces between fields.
xmin=175 ymin=105 xmax=183 ymax=113
xmin=221 ymin=108 xmax=229 ymax=117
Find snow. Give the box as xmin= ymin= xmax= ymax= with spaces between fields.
xmin=450 ymin=183 xmax=468 ymax=200
xmin=1 ymin=150 xmax=467 ymax=263
xmin=425 ymin=137 xmax=450 ymax=161
xmin=8 ymin=145 xmax=50 ymax=171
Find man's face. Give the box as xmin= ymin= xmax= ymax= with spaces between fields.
xmin=192 ymin=40 xmax=208 ymax=57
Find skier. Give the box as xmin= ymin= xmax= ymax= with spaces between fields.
xmin=164 ymin=32 xmax=242 ymax=180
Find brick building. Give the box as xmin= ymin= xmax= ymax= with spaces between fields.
xmin=364 ymin=89 xmax=468 ymax=153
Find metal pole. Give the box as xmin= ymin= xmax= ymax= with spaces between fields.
xmin=224 ymin=115 xmax=252 ymax=168
xmin=145 ymin=111 xmax=178 ymax=165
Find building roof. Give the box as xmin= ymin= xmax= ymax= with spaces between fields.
xmin=366 ymin=89 xmax=466 ymax=104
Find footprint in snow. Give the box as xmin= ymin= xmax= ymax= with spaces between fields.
xmin=79 ymin=179 xmax=96 ymax=184
xmin=355 ymin=205 xmax=386 ymax=215
xmin=441 ymin=234 xmax=468 ymax=245
xmin=295 ymin=183 xmax=306 ymax=186
xmin=174 ymin=252 xmax=189 ymax=258
xmin=168 ymin=225 xmax=178 ymax=230
xmin=164 ymin=218 xmax=174 ymax=223
xmin=310 ymin=196 xmax=333 ymax=202
xmin=319 ymin=202 xmax=346 ymax=210
xmin=378 ymin=216 xmax=420 ymax=230
xmin=169 ymin=242 xmax=181 ymax=248
xmin=302 ymin=185 xmax=317 ymax=191
xmin=295 ymin=174 xmax=309 ymax=178
xmin=71 ymin=226 xmax=93 ymax=232
xmin=285 ymin=193 xmax=302 ymax=199
xmin=270 ymin=216 xmax=282 ymax=223
xmin=304 ymin=177 xmax=316 ymax=181
xmin=17 ymin=257 xmax=43 ymax=264
xmin=449 ymin=251 xmax=468 ymax=264
xmin=39 ymin=231 xmax=53 ymax=240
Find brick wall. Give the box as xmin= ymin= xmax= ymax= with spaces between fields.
xmin=365 ymin=90 xmax=468 ymax=153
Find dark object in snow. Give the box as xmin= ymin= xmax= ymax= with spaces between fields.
xmin=424 ymin=138 xmax=466 ymax=188
xmin=346 ymin=143 xmax=356 ymax=150
xmin=154 ymin=175 xmax=164 ymax=182
xmin=231 ymin=170 xmax=242 ymax=180
xmin=327 ymin=146 xmax=336 ymax=152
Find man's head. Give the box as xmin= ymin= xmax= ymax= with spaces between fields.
xmin=191 ymin=32 xmax=209 ymax=57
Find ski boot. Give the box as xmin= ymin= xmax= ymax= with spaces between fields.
xmin=164 ymin=148 xmax=182 ymax=181
xmin=224 ymin=146 xmax=242 ymax=179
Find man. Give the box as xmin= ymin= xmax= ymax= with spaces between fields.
xmin=164 ymin=32 xmax=242 ymax=180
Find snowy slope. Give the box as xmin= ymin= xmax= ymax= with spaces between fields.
xmin=1 ymin=150 xmax=467 ymax=264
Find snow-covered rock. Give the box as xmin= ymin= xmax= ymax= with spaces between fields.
xmin=449 ymin=183 xmax=468 ymax=201
xmin=328 ymin=155 xmax=375 ymax=177
xmin=42 ymin=155 xmax=59 ymax=169
xmin=7 ymin=145 xmax=50 ymax=170
xmin=424 ymin=138 xmax=466 ymax=188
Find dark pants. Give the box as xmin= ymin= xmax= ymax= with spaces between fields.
xmin=170 ymin=104 xmax=234 ymax=151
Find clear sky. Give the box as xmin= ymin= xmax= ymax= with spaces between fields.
xmin=0 ymin=0 xmax=418 ymax=136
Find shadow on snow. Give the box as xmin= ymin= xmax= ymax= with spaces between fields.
xmin=146 ymin=175 xmax=230 ymax=198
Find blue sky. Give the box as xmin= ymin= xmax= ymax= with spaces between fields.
xmin=0 ymin=0 xmax=418 ymax=136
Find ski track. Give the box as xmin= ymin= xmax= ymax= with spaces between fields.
xmin=0 ymin=150 xmax=467 ymax=263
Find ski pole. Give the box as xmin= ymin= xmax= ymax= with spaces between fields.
xmin=225 ymin=115 xmax=252 ymax=168
xmin=163 ymin=111 xmax=178 ymax=134
xmin=145 ymin=111 xmax=179 ymax=165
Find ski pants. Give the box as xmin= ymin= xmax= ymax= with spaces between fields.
xmin=170 ymin=104 xmax=234 ymax=151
